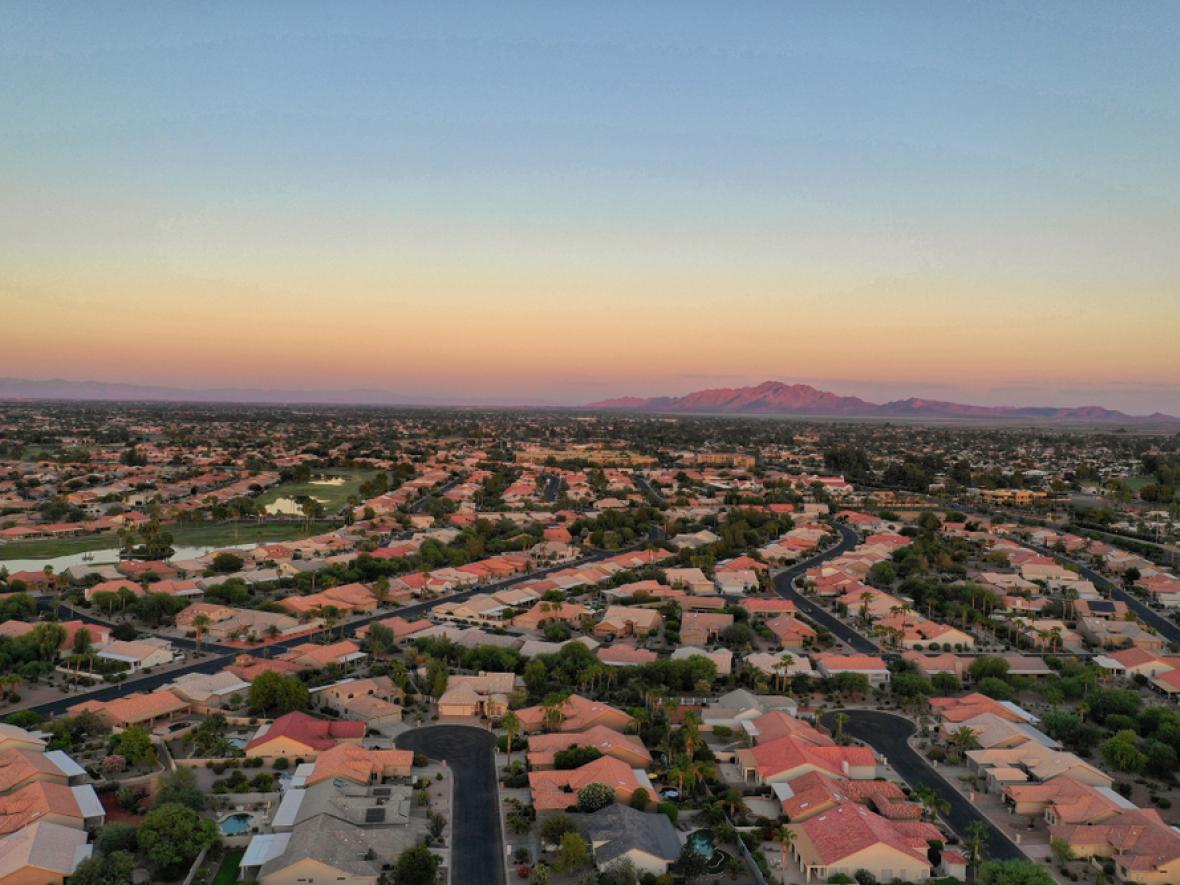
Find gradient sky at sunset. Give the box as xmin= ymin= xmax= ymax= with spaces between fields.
xmin=2 ymin=3 xmax=1179 ymax=412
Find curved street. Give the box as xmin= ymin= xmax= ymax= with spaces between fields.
xmin=397 ymin=725 xmax=505 ymax=885
xmin=773 ymin=523 xmax=881 ymax=653
xmin=821 ymin=709 xmax=1025 ymax=862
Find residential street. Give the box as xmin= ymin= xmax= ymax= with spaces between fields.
xmin=397 ymin=725 xmax=504 ymax=885
xmin=821 ymin=710 xmax=1026 ymax=862
xmin=772 ymin=523 xmax=881 ymax=653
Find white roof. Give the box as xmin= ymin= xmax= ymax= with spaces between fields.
xmin=71 ymin=784 xmax=105 ymax=820
xmin=44 ymin=750 xmax=86 ymax=778
xmin=272 ymin=789 xmax=306 ymax=830
xmin=242 ymin=833 xmax=291 ymax=868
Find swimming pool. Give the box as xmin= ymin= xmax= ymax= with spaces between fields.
xmin=688 ymin=829 xmax=715 ymax=857
xmin=220 ymin=813 xmax=253 ymax=836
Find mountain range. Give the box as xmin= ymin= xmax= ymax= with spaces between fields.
xmin=585 ymin=381 xmax=1180 ymax=423
xmin=0 ymin=376 xmax=1175 ymax=423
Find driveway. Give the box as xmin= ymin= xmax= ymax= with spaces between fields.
xmin=821 ymin=710 xmax=1025 ymax=862
xmin=772 ymin=524 xmax=880 ymax=653
xmin=397 ymin=725 xmax=505 ymax=885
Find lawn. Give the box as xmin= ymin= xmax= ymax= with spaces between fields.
xmin=254 ymin=468 xmax=378 ymax=515
xmin=0 ymin=520 xmax=337 ymax=561
xmin=211 ymin=847 xmax=245 ymax=885
xmin=1124 ymin=475 xmax=1156 ymax=492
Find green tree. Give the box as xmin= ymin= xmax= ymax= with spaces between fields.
xmin=248 ymin=670 xmax=310 ymax=715
xmin=69 ymin=851 xmax=136 ymax=885
xmin=113 ymin=725 xmax=156 ymax=765
xmin=1100 ymin=730 xmax=1147 ymax=773
xmin=968 ymin=656 xmax=1010 ymax=682
xmin=576 ymin=781 xmax=615 ymax=812
xmin=978 ymin=860 xmax=1056 ymax=885
xmin=553 ymin=831 xmax=591 ymax=873
xmin=94 ymin=821 xmax=139 ymax=855
xmin=392 ymin=844 xmax=441 ymax=885
xmin=155 ymin=766 xmax=206 ymax=811
xmin=137 ymin=802 xmax=220 ymax=878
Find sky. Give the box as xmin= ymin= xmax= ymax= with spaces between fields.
xmin=2 ymin=3 xmax=1179 ymax=413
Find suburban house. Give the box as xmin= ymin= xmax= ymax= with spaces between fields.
xmin=95 ymin=637 xmax=175 ymax=672
xmin=787 ymin=802 xmax=940 ymax=884
xmin=529 ymin=755 xmax=655 ymax=811
xmin=680 ymin=612 xmax=732 ymax=646
xmin=437 ymin=672 xmax=517 ymax=719
xmin=0 ymin=819 xmax=93 ymax=884
xmin=813 ymin=653 xmax=891 ymax=687
xmin=314 ymin=677 xmax=404 ymax=729
xmin=526 ymin=725 xmax=652 ymax=769
xmin=1050 ymin=807 xmax=1180 ymax=885
xmin=68 ymin=689 xmax=190 ymax=729
xmin=582 ymin=804 xmax=681 ymax=877
xmin=167 ymin=671 xmax=252 ymax=709
xmin=737 ymin=734 xmax=876 ymax=785
xmin=593 ymin=606 xmax=662 ymax=639
xmin=1003 ymin=776 xmax=1134 ymax=824
xmin=517 ymin=694 xmax=635 ymax=734
xmin=244 ymin=712 xmax=366 ymax=759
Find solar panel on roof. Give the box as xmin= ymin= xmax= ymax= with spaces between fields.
xmin=365 ymin=807 xmax=386 ymax=823
xmin=1089 ymin=601 xmax=1115 ymax=612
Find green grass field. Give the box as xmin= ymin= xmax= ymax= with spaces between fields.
xmin=254 ymin=468 xmax=378 ymax=515
xmin=211 ymin=847 xmax=245 ymax=885
xmin=0 ymin=520 xmax=337 ymax=561
xmin=1124 ymin=475 xmax=1156 ymax=492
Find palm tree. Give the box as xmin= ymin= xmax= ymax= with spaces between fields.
xmin=541 ymin=696 xmax=567 ymax=732
xmin=780 ymin=825 xmax=795 ymax=885
xmin=777 ymin=654 xmax=795 ymax=692
xmin=501 ymin=710 xmax=521 ymax=765
xmin=947 ymin=726 xmax=981 ymax=760
xmin=833 ymin=712 xmax=849 ymax=743
xmin=913 ymin=785 xmax=949 ymax=821
xmin=965 ymin=819 xmax=988 ymax=881
xmin=192 ymin=613 xmax=210 ymax=654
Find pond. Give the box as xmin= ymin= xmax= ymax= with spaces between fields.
xmin=219 ymin=813 xmax=254 ymax=836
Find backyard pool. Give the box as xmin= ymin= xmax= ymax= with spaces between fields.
xmin=219 ymin=813 xmax=253 ymax=836
xmin=688 ymin=829 xmax=715 ymax=856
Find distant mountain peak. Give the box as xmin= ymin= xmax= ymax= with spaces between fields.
xmin=584 ymin=381 xmax=1178 ymax=423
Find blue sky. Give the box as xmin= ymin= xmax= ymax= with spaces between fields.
xmin=2 ymin=3 xmax=1178 ymax=410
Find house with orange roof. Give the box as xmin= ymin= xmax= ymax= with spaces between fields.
xmin=0 ymin=780 xmax=104 ymax=836
xmin=813 ymin=653 xmax=891 ymax=687
xmin=929 ymin=692 xmax=1036 ymax=725
xmin=526 ymin=726 xmax=652 ymax=770
xmin=787 ymin=802 xmax=939 ymax=883
xmin=512 ymin=601 xmax=592 ymax=632
xmin=437 ymin=672 xmax=517 ymax=719
xmin=1093 ymin=646 xmax=1178 ymax=678
xmin=302 ymin=744 xmax=412 ymax=786
xmin=0 ymin=725 xmax=46 ymax=755
xmin=0 ymin=818 xmax=94 ymax=884
xmin=776 ymin=769 xmax=916 ymax=822
xmin=356 ymin=616 xmax=432 ymax=642
xmin=1049 ymin=807 xmax=1180 ymax=885
xmin=68 ymin=689 xmax=189 ymax=729
xmin=529 ymin=755 xmax=654 ymax=812
xmin=596 ymin=644 xmax=658 ymax=667
xmin=1003 ymin=776 xmax=1132 ymax=823
xmin=226 ymin=654 xmax=307 ymax=682
xmin=765 ymin=614 xmax=817 ymax=649
xmin=679 ymin=611 xmax=732 ymax=647
xmin=517 ymin=694 xmax=635 ymax=734
xmin=83 ymin=579 xmax=144 ymax=602
xmin=280 ymin=639 xmax=366 ymax=670
xmin=737 ymin=733 xmax=876 ymax=785
xmin=593 ymin=606 xmax=661 ymax=639
xmin=244 ymin=711 xmax=365 ymax=759
xmin=0 ymin=748 xmax=84 ymax=796
xmin=314 ymin=677 xmax=404 ymax=729
xmin=901 ymin=652 xmax=967 ymax=681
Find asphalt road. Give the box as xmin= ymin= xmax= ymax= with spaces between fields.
xmin=821 ymin=710 xmax=1025 ymax=862
xmin=1018 ymin=540 xmax=1180 ymax=647
xmin=543 ymin=474 xmax=561 ymax=503
xmin=772 ymin=523 xmax=881 ymax=653
xmin=397 ymin=725 xmax=504 ymax=885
